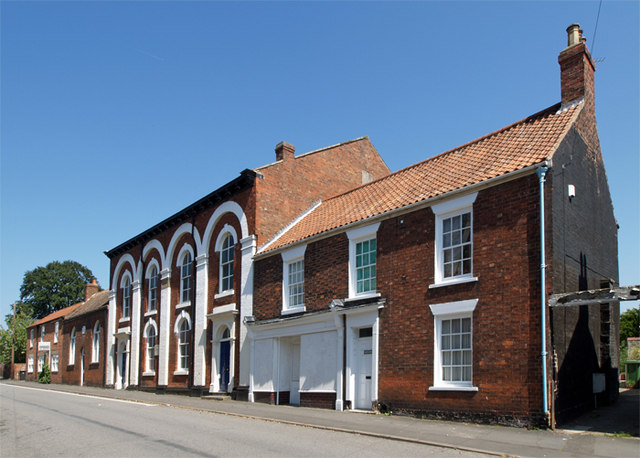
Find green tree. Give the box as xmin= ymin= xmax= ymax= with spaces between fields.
xmin=0 ymin=302 xmax=34 ymax=364
xmin=20 ymin=260 xmax=94 ymax=319
xmin=620 ymin=307 xmax=640 ymax=345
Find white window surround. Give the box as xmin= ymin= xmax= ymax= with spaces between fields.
xmin=143 ymin=319 xmax=158 ymax=376
xmin=54 ymin=321 xmax=59 ymax=343
xmin=28 ymin=356 xmax=34 ymax=372
xmin=346 ymin=222 xmax=381 ymax=299
xmin=215 ymin=224 xmax=237 ymax=295
xmin=40 ymin=326 xmax=45 ymax=341
xmin=430 ymin=192 xmax=478 ymax=288
xmin=120 ymin=272 xmax=132 ymax=318
xmin=174 ymin=311 xmax=191 ymax=375
xmin=176 ymin=244 xmax=194 ymax=306
xmin=51 ymin=353 xmax=59 ymax=372
xmin=37 ymin=354 xmax=44 ymax=372
xmin=281 ymin=244 xmax=307 ymax=314
xmin=429 ymin=299 xmax=478 ymax=391
xmin=146 ymin=260 xmax=160 ymax=312
xmin=92 ymin=321 xmax=100 ymax=363
xmin=30 ymin=329 xmax=34 ymax=348
xmin=69 ymin=328 xmax=76 ymax=366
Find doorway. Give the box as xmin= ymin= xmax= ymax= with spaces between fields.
xmin=80 ymin=349 xmax=85 ymax=386
xmin=354 ymin=327 xmax=373 ymax=409
xmin=289 ymin=339 xmax=300 ymax=406
xmin=219 ymin=327 xmax=231 ymax=392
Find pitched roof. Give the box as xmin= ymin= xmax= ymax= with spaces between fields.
xmin=260 ymin=101 xmax=582 ymax=254
xmin=31 ymin=302 xmax=84 ymax=327
xmin=65 ymin=290 xmax=110 ymax=320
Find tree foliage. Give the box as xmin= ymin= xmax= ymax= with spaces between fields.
xmin=20 ymin=260 xmax=95 ymax=319
xmin=620 ymin=307 xmax=640 ymax=345
xmin=0 ymin=302 xmax=34 ymax=364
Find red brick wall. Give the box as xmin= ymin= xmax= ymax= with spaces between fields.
xmin=255 ymin=138 xmax=389 ymax=246
xmin=300 ymin=392 xmax=336 ymax=409
xmin=61 ymin=310 xmax=107 ymax=386
xmin=25 ymin=320 xmax=67 ymax=383
xmin=254 ymin=175 xmax=545 ymax=422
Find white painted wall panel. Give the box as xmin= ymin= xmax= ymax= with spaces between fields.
xmin=300 ymin=331 xmax=337 ymax=392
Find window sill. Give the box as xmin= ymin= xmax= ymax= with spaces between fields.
xmin=144 ymin=310 xmax=157 ymax=317
xmin=173 ymin=369 xmax=189 ymax=376
xmin=345 ymin=292 xmax=381 ymax=302
xmin=429 ymin=385 xmax=478 ymax=392
xmin=142 ymin=371 xmax=156 ymax=377
xmin=281 ymin=306 xmax=306 ymax=316
xmin=119 ymin=317 xmax=130 ymax=323
xmin=214 ymin=290 xmax=234 ymax=300
xmin=429 ymin=276 xmax=478 ymax=289
xmin=91 ymin=360 xmax=99 ymax=365
xmin=176 ymin=302 xmax=191 ymax=310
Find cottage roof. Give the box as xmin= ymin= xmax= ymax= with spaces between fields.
xmin=65 ymin=290 xmax=110 ymax=320
xmin=30 ymin=302 xmax=84 ymax=327
xmin=259 ymin=101 xmax=583 ymax=254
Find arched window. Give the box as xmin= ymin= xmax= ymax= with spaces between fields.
xmin=148 ymin=266 xmax=158 ymax=311
xmin=69 ymin=328 xmax=76 ymax=364
xmin=92 ymin=321 xmax=100 ymax=363
xmin=146 ymin=325 xmax=157 ymax=373
xmin=181 ymin=252 xmax=192 ymax=303
xmin=122 ymin=276 xmax=131 ymax=318
xmin=220 ymin=234 xmax=235 ymax=293
xmin=178 ymin=319 xmax=190 ymax=371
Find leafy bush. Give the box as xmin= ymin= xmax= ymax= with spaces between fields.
xmin=38 ymin=360 xmax=51 ymax=384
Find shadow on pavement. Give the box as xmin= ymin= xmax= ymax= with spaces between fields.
xmin=558 ymin=388 xmax=639 ymax=437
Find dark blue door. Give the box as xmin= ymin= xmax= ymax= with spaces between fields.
xmin=219 ymin=340 xmax=230 ymax=392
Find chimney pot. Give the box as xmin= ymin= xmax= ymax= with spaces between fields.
xmin=566 ymin=23 xmax=582 ymax=47
xmin=275 ymin=141 xmax=295 ymax=162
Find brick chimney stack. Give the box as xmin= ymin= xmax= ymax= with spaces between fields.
xmin=275 ymin=141 xmax=295 ymax=162
xmin=558 ymin=23 xmax=596 ymax=107
xmin=85 ymin=279 xmax=99 ymax=301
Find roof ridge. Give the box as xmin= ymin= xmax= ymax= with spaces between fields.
xmin=253 ymin=136 xmax=371 ymax=172
xmin=320 ymin=103 xmax=563 ymax=205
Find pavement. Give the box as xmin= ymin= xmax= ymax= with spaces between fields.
xmin=2 ymin=380 xmax=638 ymax=457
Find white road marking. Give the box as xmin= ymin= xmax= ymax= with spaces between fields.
xmin=2 ymin=384 xmax=156 ymax=406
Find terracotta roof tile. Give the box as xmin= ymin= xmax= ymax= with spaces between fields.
xmin=65 ymin=290 xmax=109 ymax=320
xmin=31 ymin=302 xmax=84 ymax=327
xmin=29 ymin=290 xmax=109 ymax=327
xmin=261 ymin=102 xmax=582 ymax=253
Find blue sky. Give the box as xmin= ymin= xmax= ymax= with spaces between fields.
xmin=1 ymin=1 xmax=638 ymax=319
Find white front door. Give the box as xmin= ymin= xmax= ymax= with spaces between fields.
xmin=290 ymin=340 xmax=300 ymax=406
xmin=354 ymin=328 xmax=373 ymax=409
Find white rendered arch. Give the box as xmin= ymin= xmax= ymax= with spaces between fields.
xmin=112 ymin=253 xmax=140 ymax=287
xmin=214 ymin=224 xmax=238 ymax=252
xmin=200 ymin=201 xmax=249 ymax=255
xmin=143 ymin=318 xmax=159 ymax=337
xmin=165 ymin=223 xmax=202 ymax=266
xmin=174 ymin=310 xmax=192 ymax=333
xmin=142 ymin=239 xmax=166 ymax=271
xmin=175 ymin=243 xmax=195 ymax=268
xmin=119 ymin=270 xmax=133 ymax=289
xmin=145 ymin=258 xmax=160 ymax=279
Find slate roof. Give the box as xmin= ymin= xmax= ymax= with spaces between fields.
xmin=66 ymin=290 xmax=110 ymax=320
xmin=260 ymin=101 xmax=583 ymax=254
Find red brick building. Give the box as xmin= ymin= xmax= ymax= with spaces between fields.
xmin=25 ymin=281 xmax=108 ymax=386
xmin=104 ymin=138 xmax=389 ymax=395
xmin=248 ymin=24 xmax=618 ymax=426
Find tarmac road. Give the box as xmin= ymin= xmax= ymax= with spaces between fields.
xmin=0 ymin=383 xmax=486 ymax=457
